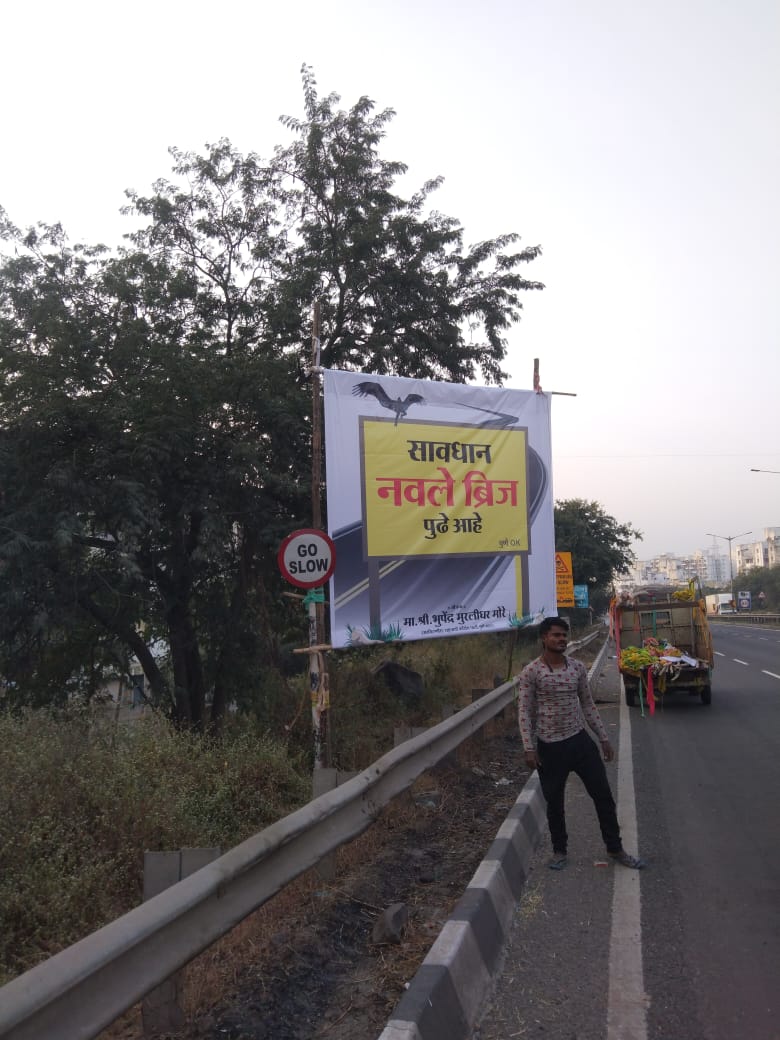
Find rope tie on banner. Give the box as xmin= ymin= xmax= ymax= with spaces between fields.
xmin=646 ymin=667 xmax=656 ymax=716
xmin=638 ymin=673 xmax=646 ymax=717
xmin=303 ymin=588 xmax=325 ymax=608
xmin=302 ymin=588 xmax=328 ymax=711
xmin=614 ymin=612 xmax=621 ymax=658
xmin=311 ymin=653 xmax=329 ymax=709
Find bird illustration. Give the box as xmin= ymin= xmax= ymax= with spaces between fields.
xmin=351 ymin=381 xmax=425 ymax=425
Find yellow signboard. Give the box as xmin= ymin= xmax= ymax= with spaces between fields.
xmin=361 ymin=419 xmax=530 ymax=559
xmin=556 ymin=550 xmax=574 ymax=608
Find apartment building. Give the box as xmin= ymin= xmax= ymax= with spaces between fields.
xmin=631 ymin=548 xmax=729 ymax=586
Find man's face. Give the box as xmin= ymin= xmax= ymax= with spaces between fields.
xmin=541 ymin=626 xmax=568 ymax=652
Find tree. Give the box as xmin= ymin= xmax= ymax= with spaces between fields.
xmin=274 ymin=66 xmax=543 ymax=384
xmin=727 ymin=564 xmax=780 ymax=612
xmin=554 ymin=499 xmax=641 ymax=609
xmin=0 ymin=215 xmax=310 ymax=726
xmin=0 ymin=66 xmax=543 ymax=729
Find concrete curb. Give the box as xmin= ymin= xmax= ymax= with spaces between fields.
xmin=376 ymin=638 xmax=610 ymax=1040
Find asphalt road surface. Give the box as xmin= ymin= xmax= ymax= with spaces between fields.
xmin=474 ymin=624 xmax=780 ymax=1040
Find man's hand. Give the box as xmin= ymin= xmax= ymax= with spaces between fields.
xmin=601 ymin=739 xmax=615 ymax=762
xmin=524 ymin=749 xmax=540 ymax=770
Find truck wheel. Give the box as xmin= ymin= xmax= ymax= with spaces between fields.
xmin=700 ymin=684 xmax=712 ymax=706
xmin=625 ymin=683 xmax=637 ymax=707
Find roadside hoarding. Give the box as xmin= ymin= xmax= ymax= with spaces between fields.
xmin=322 ymin=370 xmax=556 ymax=647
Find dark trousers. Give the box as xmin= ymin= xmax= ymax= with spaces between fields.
xmin=537 ymin=729 xmax=622 ymax=855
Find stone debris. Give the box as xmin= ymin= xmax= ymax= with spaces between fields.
xmin=371 ymin=902 xmax=409 ymax=945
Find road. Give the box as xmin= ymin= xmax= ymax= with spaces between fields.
xmin=474 ymin=624 xmax=780 ymax=1040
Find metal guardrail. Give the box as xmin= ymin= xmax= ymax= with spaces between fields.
xmin=710 ymin=613 xmax=780 ymax=625
xmin=0 ymin=633 xmax=603 ymax=1040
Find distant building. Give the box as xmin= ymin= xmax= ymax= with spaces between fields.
xmin=631 ymin=548 xmax=727 ymax=588
xmin=629 ymin=528 xmax=778 ymax=590
xmin=701 ymin=547 xmax=730 ymax=583
xmin=736 ymin=540 xmax=768 ymax=573
xmin=765 ymin=527 xmax=780 ymax=568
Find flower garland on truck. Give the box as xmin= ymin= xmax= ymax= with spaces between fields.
xmin=619 ymin=637 xmax=699 ymax=713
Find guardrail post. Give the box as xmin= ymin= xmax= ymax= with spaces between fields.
xmin=312 ymin=770 xmax=357 ymax=881
xmin=141 ymin=848 xmax=220 ymax=1038
xmin=471 ymin=689 xmax=492 ymax=739
xmin=392 ymin=725 xmax=428 ymax=747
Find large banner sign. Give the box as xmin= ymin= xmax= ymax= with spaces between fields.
xmin=323 ymin=370 xmax=556 ymax=647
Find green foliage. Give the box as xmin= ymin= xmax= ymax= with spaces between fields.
xmin=0 ymin=65 xmax=542 ymax=729
xmin=276 ymin=65 xmax=543 ymax=384
xmin=554 ymin=498 xmax=641 ymax=610
xmin=727 ymin=564 xmax=780 ymax=611
xmin=0 ymin=709 xmax=309 ymax=983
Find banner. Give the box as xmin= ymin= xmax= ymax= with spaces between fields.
xmin=323 ymin=370 xmax=556 ymax=647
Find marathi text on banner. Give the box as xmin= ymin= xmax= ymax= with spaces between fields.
xmin=361 ymin=420 xmax=529 ymax=558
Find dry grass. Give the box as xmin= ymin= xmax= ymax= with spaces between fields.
xmin=6 ymin=622 xmax=598 ymax=1035
xmin=98 ymin=783 xmax=450 ymax=1040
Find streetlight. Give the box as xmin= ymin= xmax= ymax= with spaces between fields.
xmin=706 ymin=531 xmax=752 ymax=604
xmin=750 ymin=468 xmax=780 ymax=474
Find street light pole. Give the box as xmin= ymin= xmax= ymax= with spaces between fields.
xmin=706 ymin=531 xmax=752 ymax=604
xmin=750 ymin=468 xmax=780 ymax=474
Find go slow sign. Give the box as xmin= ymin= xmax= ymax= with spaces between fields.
xmin=278 ymin=529 xmax=337 ymax=589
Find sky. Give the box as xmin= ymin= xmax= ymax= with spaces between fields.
xmin=2 ymin=0 xmax=779 ymax=561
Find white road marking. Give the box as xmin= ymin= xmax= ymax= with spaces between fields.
xmin=762 ymin=670 xmax=780 ymax=680
xmin=733 ymin=659 xmax=749 ymax=666
xmin=714 ymin=651 xmax=725 ymax=657
xmin=607 ymin=680 xmax=648 ymax=1040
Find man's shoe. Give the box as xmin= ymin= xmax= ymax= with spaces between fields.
xmin=610 ymin=850 xmax=646 ymax=869
xmin=547 ymin=855 xmax=568 ymax=871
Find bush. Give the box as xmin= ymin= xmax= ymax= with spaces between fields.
xmin=0 ymin=622 xmax=597 ymax=985
xmin=0 ymin=710 xmax=309 ymax=984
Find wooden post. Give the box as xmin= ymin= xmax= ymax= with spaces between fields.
xmin=141 ymin=848 xmax=220 ymax=1038
xmin=311 ymin=300 xmax=324 ymax=644
xmin=309 ymin=301 xmax=330 ymax=767
xmin=312 ymin=769 xmax=358 ymax=880
xmin=307 ymin=594 xmax=327 ymax=769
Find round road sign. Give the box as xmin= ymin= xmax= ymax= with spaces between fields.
xmin=277 ymin=529 xmax=336 ymax=589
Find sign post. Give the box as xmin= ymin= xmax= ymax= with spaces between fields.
xmin=278 ymin=529 xmax=336 ymax=769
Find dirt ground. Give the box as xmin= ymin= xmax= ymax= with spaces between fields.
xmin=108 ymin=638 xmax=605 ymax=1040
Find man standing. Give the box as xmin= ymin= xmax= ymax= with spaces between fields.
xmin=517 ymin=616 xmax=645 ymax=871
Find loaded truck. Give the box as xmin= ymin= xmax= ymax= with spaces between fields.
xmin=705 ymin=593 xmax=735 ymax=616
xmin=612 ymin=586 xmax=714 ymax=707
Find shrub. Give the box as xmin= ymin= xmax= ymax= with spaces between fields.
xmin=0 ymin=710 xmax=309 ymax=983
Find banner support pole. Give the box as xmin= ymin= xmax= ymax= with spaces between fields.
xmin=309 ymin=302 xmax=330 ymax=768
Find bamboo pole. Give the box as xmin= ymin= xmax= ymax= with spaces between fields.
xmin=309 ymin=302 xmax=329 ymax=768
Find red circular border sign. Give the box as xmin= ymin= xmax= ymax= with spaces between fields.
xmin=277 ymin=528 xmax=337 ymax=589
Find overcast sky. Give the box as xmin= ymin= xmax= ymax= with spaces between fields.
xmin=3 ymin=0 xmax=778 ymax=560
